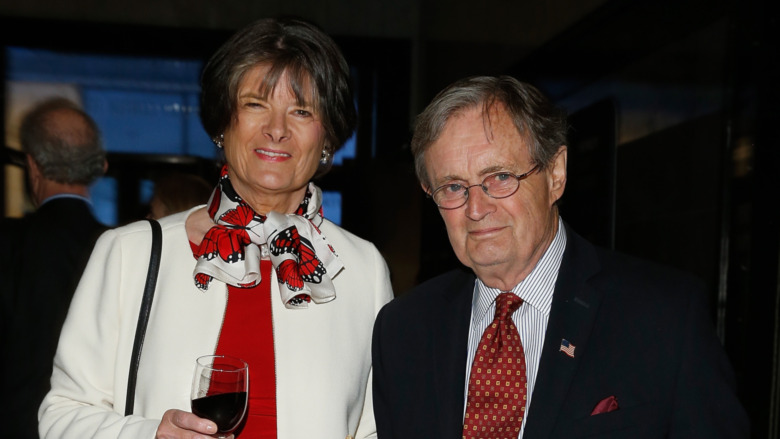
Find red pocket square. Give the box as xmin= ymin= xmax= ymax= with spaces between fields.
xmin=591 ymin=395 xmax=619 ymax=415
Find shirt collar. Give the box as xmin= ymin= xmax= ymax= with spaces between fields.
xmin=472 ymin=217 xmax=567 ymax=322
xmin=40 ymin=193 xmax=92 ymax=206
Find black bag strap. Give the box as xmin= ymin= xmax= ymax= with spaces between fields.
xmin=125 ymin=218 xmax=163 ymax=416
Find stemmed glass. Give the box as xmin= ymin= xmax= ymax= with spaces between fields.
xmin=191 ymin=355 xmax=249 ymax=438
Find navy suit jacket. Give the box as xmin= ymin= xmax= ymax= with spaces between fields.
xmin=0 ymin=197 xmax=107 ymax=439
xmin=372 ymin=224 xmax=749 ymax=438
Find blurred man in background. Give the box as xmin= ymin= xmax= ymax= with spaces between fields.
xmin=0 ymin=97 xmax=108 ymax=438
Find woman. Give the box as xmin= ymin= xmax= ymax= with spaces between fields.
xmin=39 ymin=18 xmax=394 ymax=439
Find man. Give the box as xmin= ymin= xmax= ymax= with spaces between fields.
xmin=372 ymin=76 xmax=748 ymax=438
xmin=0 ymin=98 xmax=108 ymax=438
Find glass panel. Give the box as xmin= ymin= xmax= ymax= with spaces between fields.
xmin=322 ymin=191 xmax=342 ymax=225
xmin=90 ymin=177 xmax=118 ymax=226
xmin=83 ymin=89 xmax=190 ymax=155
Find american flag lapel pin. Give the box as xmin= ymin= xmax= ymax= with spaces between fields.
xmin=559 ymin=339 xmax=576 ymax=358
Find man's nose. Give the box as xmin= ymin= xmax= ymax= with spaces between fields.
xmin=464 ymin=185 xmax=494 ymax=220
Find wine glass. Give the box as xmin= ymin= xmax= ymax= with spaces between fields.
xmin=191 ymin=355 xmax=249 ymax=438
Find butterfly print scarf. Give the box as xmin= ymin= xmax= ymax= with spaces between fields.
xmin=193 ymin=165 xmax=343 ymax=309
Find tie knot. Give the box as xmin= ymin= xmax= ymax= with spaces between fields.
xmin=495 ymin=292 xmax=522 ymax=321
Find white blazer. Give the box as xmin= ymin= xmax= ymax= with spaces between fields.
xmin=39 ymin=207 xmax=394 ymax=439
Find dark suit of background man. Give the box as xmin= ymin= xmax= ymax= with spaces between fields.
xmin=0 ymin=98 xmax=108 ymax=439
xmin=372 ymin=76 xmax=749 ymax=438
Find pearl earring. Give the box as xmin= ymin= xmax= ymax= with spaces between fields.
xmin=213 ymin=134 xmax=224 ymax=149
xmin=320 ymin=149 xmax=331 ymax=165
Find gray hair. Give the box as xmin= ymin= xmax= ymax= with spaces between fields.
xmin=20 ymin=98 xmax=106 ymax=185
xmin=411 ymin=75 xmax=567 ymax=188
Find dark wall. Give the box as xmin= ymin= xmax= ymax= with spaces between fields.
xmin=508 ymin=0 xmax=779 ymax=437
xmin=614 ymin=111 xmax=726 ymax=293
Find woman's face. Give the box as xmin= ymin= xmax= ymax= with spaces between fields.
xmin=222 ymin=63 xmax=326 ymax=214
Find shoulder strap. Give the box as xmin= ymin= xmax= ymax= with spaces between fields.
xmin=125 ymin=218 xmax=163 ymax=416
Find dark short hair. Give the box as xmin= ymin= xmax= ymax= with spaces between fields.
xmin=199 ymin=18 xmax=356 ymax=176
xmin=411 ymin=75 xmax=567 ymax=188
xmin=20 ymin=98 xmax=105 ymax=185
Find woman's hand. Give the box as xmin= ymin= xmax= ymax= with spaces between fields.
xmin=155 ymin=409 xmax=232 ymax=439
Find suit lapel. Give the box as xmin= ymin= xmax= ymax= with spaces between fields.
xmin=431 ymin=269 xmax=475 ymax=438
xmin=523 ymin=226 xmax=604 ymax=438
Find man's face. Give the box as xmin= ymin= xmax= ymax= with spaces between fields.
xmin=423 ymin=105 xmax=567 ymax=290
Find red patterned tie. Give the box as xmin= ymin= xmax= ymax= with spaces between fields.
xmin=463 ymin=292 xmax=527 ymax=439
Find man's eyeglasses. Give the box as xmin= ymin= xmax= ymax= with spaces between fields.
xmin=429 ymin=165 xmax=540 ymax=210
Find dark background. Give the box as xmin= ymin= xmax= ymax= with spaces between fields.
xmin=1 ymin=0 xmax=777 ymax=436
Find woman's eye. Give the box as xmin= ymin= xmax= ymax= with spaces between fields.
xmin=294 ymin=109 xmax=313 ymax=117
xmin=494 ymin=172 xmax=513 ymax=182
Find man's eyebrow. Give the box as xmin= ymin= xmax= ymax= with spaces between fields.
xmin=432 ymin=174 xmax=466 ymax=186
xmin=432 ymin=164 xmax=513 ymax=186
xmin=478 ymin=165 xmax=508 ymax=176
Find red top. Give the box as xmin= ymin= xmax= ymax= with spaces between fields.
xmin=191 ymin=242 xmax=277 ymax=438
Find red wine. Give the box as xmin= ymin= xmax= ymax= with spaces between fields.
xmin=191 ymin=391 xmax=247 ymax=433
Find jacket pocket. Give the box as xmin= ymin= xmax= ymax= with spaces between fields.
xmin=556 ymin=403 xmax=665 ymax=438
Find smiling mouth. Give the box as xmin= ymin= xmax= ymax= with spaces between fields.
xmin=256 ymin=149 xmax=291 ymax=158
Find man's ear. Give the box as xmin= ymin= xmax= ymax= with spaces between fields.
xmin=548 ymin=145 xmax=567 ymax=204
xmin=26 ymin=154 xmax=41 ymax=180
xmin=25 ymin=154 xmax=43 ymax=206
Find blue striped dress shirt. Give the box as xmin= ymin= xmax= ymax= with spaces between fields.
xmin=463 ymin=217 xmax=567 ymax=438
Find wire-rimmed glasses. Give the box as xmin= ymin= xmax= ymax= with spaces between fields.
xmin=429 ymin=165 xmax=540 ymax=210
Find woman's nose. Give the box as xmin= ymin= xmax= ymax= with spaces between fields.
xmin=263 ymin=110 xmax=290 ymax=142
